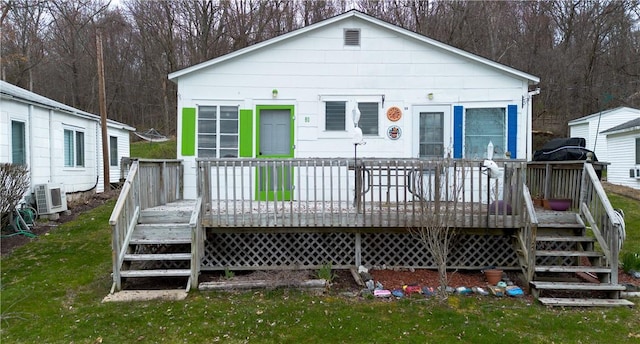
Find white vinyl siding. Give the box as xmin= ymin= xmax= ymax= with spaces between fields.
xmin=198 ymin=105 xmax=239 ymax=158
xmin=465 ymin=108 xmax=505 ymax=159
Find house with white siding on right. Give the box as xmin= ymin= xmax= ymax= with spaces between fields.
xmin=568 ymin=107 xmax=640 ymax=163
xmin=601 ymin=117 xmax=640 ymax=189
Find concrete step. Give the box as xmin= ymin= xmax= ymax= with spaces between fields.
xmin=120 ymin=269 xmax=191 ymax=278
xmin=530 ymin=281 xmax=626 ymax=291
xmin=538 ymin=297 xmax=634 ymax=307
xmin=130 ymin=223 xmax=191 ymax=244
xmin=123 ymin=253 xmax=192 ymax=261
xmin=534 ymin=265 xmax=611 ymax=273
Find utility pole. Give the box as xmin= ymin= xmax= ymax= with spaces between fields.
xmin=96 ymin=28 xmax=110 ymax=191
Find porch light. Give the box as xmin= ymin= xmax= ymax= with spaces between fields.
xmin=428 ymin=93 xmax=434 ymax=100
xmin=272 ymin=89 xmax=278 ymax=98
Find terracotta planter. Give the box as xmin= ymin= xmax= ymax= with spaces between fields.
xmin=542 ymin=199 xmax=551 ymax=210
xmin=484 ymin=269 xmax=503 ymax=285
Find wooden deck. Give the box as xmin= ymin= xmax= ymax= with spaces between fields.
xmin=109 ymin=158 xmax=629 ymax=306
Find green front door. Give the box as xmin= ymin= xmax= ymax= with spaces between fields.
xmin=256 ymin=105 xmax=295 ymax=201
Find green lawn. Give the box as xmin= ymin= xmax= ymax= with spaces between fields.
xmin=130 ymin=139 xmax=176 ymax=159
xmin=2 ymin=190 xmax=640 ymax=343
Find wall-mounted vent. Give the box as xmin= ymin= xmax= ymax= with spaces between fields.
xmin=344 ymin=29 xmax=360 ymax=46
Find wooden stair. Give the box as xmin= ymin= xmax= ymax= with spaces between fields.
xmin=119 ymin=204 xmax=194 ymax=290
xmin=530 ymin=211 xmax=633 ymax=307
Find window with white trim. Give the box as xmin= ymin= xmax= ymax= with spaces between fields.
xmin=465 ymin=107 xmax=505 ymax=159
xmin=198 ymin=105 xmax=239 ymax=158
xmin=11 ymin=120 xmax=26 ymax=165
xmin=635 ymin=137 xmax=640 ymax=165
xmin=324 ymin=101 xmax=379 ymax=135
xmin=64 ymin=129 xmax=85 ymax=167
xmin=109 ymin=136 xmax=118 ymax=166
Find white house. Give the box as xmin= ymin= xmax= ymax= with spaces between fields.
xmin=600 ymin=117 xmax=640 ymax=189
xmin=0 ymin=80 xmax=135 ymax=206
xmin=568 ymin=107 xmax=640 ymax=163
xmin=169 ymin=10 xmax=540 ymax=199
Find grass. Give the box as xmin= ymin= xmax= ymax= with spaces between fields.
xmin=130 ymin=139 xmax=176 ymax=159
xmin=2 ymin=191 xmax=640 ymax=342
xmin=608 ymin=192 xmax=640 ymax=255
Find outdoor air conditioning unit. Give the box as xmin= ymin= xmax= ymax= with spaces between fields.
xmin=35 ymin=183 xmax=68 ymax=215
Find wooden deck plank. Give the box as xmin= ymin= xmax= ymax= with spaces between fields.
xmin=123 ymin=253 xmax=191 ymax=261
xmin=120 ymin=269 xmax=191 ymax=278
xmin=131 ymin=224 xmax=191 ymax=244
xmin=538 ymin=297 xmax=633 ymax=307
xmin=530 ymin=281 xmax=625 ymax=291
xmin=534 ymin=265 xmax=611 ymax=273
xmin=536 ymin=250 xmax=602 ymax=257
xmin=536 ymin=236 xmax=594 ymax=242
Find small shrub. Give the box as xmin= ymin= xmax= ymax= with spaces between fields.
xmin=317 ymin=263 xmax=336 ymax=283
xmin=224 ymin=268 xmax=235 ymax=280
xmin=621 ymin=252 xmax=640 ymax=273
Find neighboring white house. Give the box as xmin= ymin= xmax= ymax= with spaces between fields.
xmin=600 ymin=117 xmax=640 ymax=189
xmin=169 ymin=10 xmax=540 ymax=199
xmin=0 ymin=80 xmax=135 ymax=204
xmin=568 ymin=107 xmax=640 ymax=163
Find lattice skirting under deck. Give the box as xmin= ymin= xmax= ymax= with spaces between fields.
xmin=201 ymin=231 xmax=520 ymax=270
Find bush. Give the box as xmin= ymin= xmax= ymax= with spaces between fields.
xmin=621 ymin=252 xmax=640 ymax=274
xmin=0 ymin=163 xmax=30 ymax=230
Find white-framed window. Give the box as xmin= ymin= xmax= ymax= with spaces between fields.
xmin=635 ymin=137 xmax=640 ymax=165
xmin=198 ymin=105 xmax=239 ymax=158
xmin=324 ymin=100 xmax=379 ymax=135
xmin=11 ymin=120 xmax=26 ymax=165
xmin=64 ymin=128 xmax=85 ymax=167
xmin=464 ymin=107 xmax=506 ymax=159
xmin=109 ymin=136 xmax=118 ymax=166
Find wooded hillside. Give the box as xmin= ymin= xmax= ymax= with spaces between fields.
xmin=2 ymin=0 xmax=639 ymax=141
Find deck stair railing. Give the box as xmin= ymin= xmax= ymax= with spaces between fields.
xmin=109 ymin=159 xmax=185 ymax=291
xmin=579 ymin=163 xmax=623 ymax=284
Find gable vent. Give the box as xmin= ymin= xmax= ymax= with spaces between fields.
xmin=344 ymin=29 xmax=360 ymax=46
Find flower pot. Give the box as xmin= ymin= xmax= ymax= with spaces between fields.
xmin=548 ymin=198 xmax=572 ymax=211
xmin=542 ymin=199 xmax=551 ymax=210
xmin=484 ymin=269 xmax=503 ymax=285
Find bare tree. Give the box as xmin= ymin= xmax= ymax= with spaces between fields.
xmin=408 ymin=159 xmax=467 ymax=301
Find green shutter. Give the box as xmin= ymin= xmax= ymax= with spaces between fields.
xmin=239 ymin=109 xmax=254 ymax=157
xmin=181 ymin=107 xmax=196 ymax=156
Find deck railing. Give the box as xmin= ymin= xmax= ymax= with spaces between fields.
xmin=109 ymin=159 xmax=185 ymax=291
xmin=579 ymin=163 xmax=623 ymax=284
xmin=519 ymin=184 xmax=538 ymax=286
xmin=197 ymin=158 xmax=528 ymax=228
xmin=109 ymin=160 xmax=141 ymax=291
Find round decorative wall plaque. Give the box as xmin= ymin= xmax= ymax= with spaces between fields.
xmin=386 ymin=106 xmax=402 ymax=122
xmin=387 ymin=125 xmax=402 ymax=140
